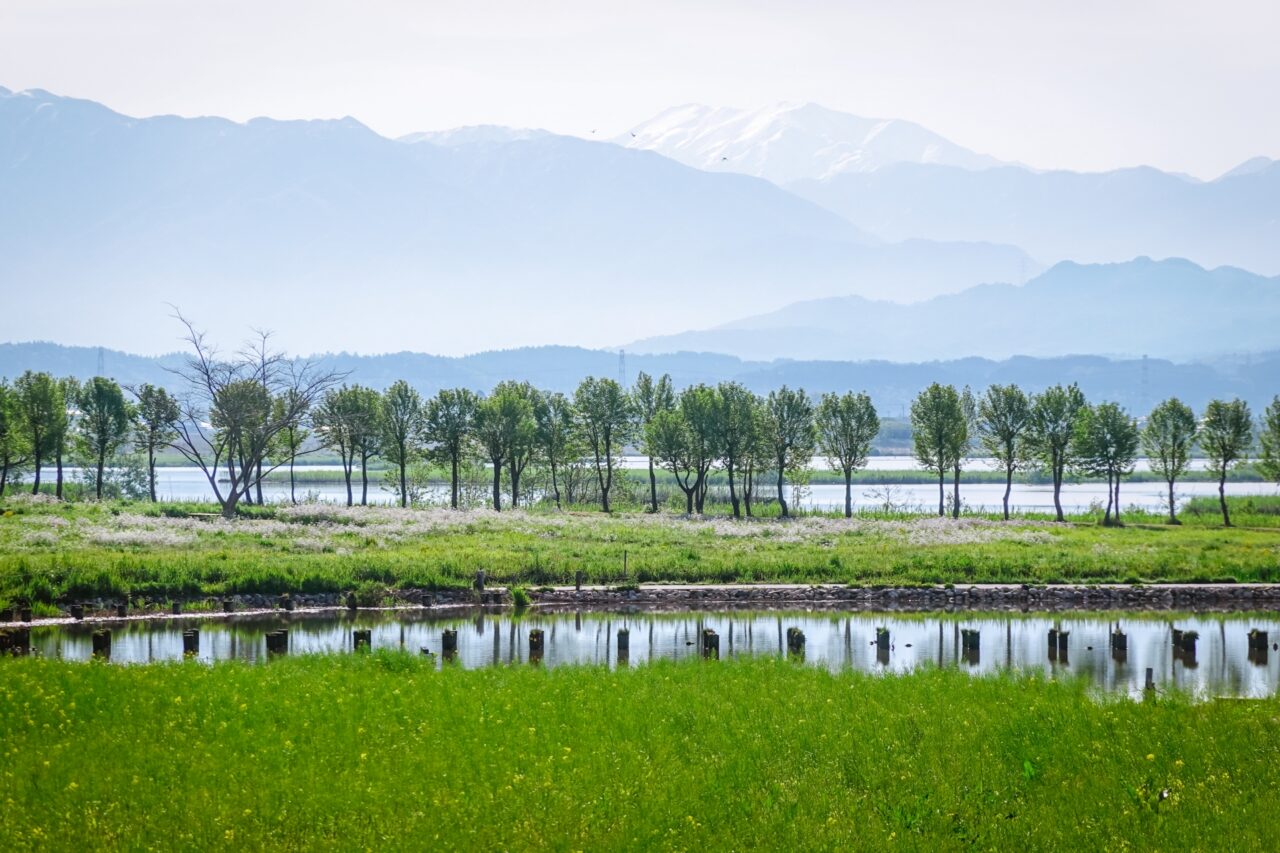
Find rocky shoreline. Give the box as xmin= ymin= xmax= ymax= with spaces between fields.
xmin=7 ymin=582 xmax=1280 ymax=626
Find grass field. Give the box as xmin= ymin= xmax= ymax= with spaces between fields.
xmin=0 ymin=495 xmax=1278 ymax=606
xmin=0 ymin=655 xmax=1276 ymax=850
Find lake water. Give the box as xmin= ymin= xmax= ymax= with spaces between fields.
xmin=13 ymin=608 xmax=1280 ymax=698
xmin=34 ymin=458 xmax=1275 ymax=514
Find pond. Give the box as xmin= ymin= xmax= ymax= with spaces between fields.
xmin=11 ymin=608 xmax=1280 ymax=699
xmin=38 ymin=459 xmax=1278 ymax=514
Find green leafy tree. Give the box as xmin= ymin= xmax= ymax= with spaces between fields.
xmin=535 ymin=391 xmax=578 ymax=509
xmin=1027 ymin=383 xmax=1087 ymax=522
xmin=763 ymin=386 xmax=815 ymax=518
xmin=1072 ymin=402 xmax=1139 ymax=525
xmin=271 ymin=389 xmax=310 ymax=506
xmin=1142 ymin=398 xmax=1198 ymax=524
xmin=0 ymin=380 xmax=32 ymax=497
xmin=475 ymin=385 xmax=536 ymax=511
xmin=14 ymin=371 xmax=65 ymax=496
xmin=815 ymin=391 xmax=880 ymax=518
xmin=1200 ymin=398 xmax=1253 ymax=527
xmin=646 ymin=409 xmax=699 ymax=514
xmin=380 ymin=381 xmax=425 ymax=508
xmin=497 ymin=381 xmax=540 ymax=508
xmin=910 ymin=383 xmax=967 ymax=517
xmin=212 ymin=379 xmax=274 ymax=505
xmin=132 ymin=384 xmax=181 ymax=502
xmin=573 ymin=377 xmax=633 ymax=513
xmin=1259 ymin=396 xmax=1280 ymax=488
xmin=632 ymin=372 xmax=675 ymax=513
xmin=314 ymin=385 xmax=381 ymax=506
xmin=977 ymin=384 xmax=1031 ymax=520
xmin=680 ymin=384 xmax=724 ymax=514
xmin=741 ymin=400 xmax=771 ymax=517
xmin=52 ymin=377 xmax=79 ymax=499
xmin=424 ymin=388 xmax=478 ymax=510
xmin=715 ymin=382 xmax=760 ymax=519
xmin=75 ymin=377 xmax=134 ymax=500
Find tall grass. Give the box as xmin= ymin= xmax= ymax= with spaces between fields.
xmin=0 ymin=655 xmax=1276 ymax=850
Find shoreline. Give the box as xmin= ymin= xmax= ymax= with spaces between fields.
xmin=9 ymin=582 xmax=1280 ymax=627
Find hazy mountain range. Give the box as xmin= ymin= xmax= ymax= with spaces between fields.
xmin=621 ymin=102 xmax=1280 ymax=274
xmin=0 ymin=86 xmax=1033 ymax=356
xmin=2 ymin=341 xmax=1274 ymax=415
xmin=1 ymin=86 xmax=1276 ymax=363
xmin=626 ymin=257 xmax=1280 ymax=362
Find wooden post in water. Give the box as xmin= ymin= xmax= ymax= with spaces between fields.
xmin=70 ymin=603 xmax=85 ymax=620
xmin=786 ymin=627 xmax=806 ymax=660
xmin=19 ymin=606 xmax=32 ymax=623
xmin=353 ymin=629 xmax=372 ymax=652
xmin=222 ymin=598 xmax=234 ymax=614
xmin=1248 ymin=629 xmax=1269 ymax=666
xmin=1047 ymin=628 xmax=1058 ymax=662
xmin=617 ymin=628 xmax=630 ymax=666
xmin=182 ymin=629 xmax=199 ymax=657
xmin=116 ymin=603 xmax=127 ymax=618
xmin=1056 ymin=630 xmax=1070 ymax=664
xmin=702 ymin=629 xmax=720 ymax=660
xmin=1145 ymin=667 xmax=1155 ymax=693
xmin=0 ymin=607 xmax=12 ymax=623
xmin=441 ymin=628 xmax=458 ymax=662
xmin=346 ymin=592 xmax=358 ymax=611
xmin=961 ymin=629 xmax=980 ymax=665
xmin=1110 ymin=627 xmax=1128 ymax=664
xmin=171 ymin=601 xmax=182 ymax=615
xmin=474 ymin=570 xmax=486 ymax=592
xmin=0 ymin=627 xmax=31 ymax=655
xmin=1178 ymin=630 xmax=1198 ymax=667
xmin=575 ymin=570 xmax=584 ymax=591
xmin=266 ymin=629 xmax=289 ymax=656
xmin=92 ymin=629 xmax=112 ymax=659
xmin=529 ymin=628 xmax=545 ymax=664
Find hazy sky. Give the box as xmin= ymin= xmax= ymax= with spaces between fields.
xmin=3 ymin=0 xmax=1277 ymax=178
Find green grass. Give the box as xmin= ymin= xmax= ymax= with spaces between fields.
xmin=0 ymin=496 xmax=1278 ymax=605
xmin=0 ymin=655 xmax=1276 ymax=850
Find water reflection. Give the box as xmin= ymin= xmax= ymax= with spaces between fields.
xmin=8 ymin=609 xmax=1280 ymax=698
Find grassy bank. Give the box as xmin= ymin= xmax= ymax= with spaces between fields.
xmin=0 ymin=496 xmax=1278 ymax=605
xmin=0 ymin=655 xmax=1276 ymax=850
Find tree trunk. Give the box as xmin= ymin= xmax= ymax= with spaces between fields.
xmin=289 ymin=455 xmax=297 ymax=505
xmin=343 ymin=454 xmax=353 ymax=507
xmin=55 ymin=446 xmax=64 ymax=499
xmin=1103 ymin=471 xmax=1113 ymax=525
xmin=148 ymin=446 xmax=158 ymax=503
xmin=1167 ymin=478 xmax=1178 ymax=524
xmin=684 ymin=486 xmax=694 ymax=515
xmin=1052 ymin=459 xmax=1065 ymax=522
xmin=1002 ymin=464 xmax=1013 ymax=521
xmin=0 ymin=464 xmax=7 ymax=498
xmin=744 ymin=464 xmax=754 ymax=517
xmin=951 ymin=463 xmax=960 ymax=519
xmin=1113 ymin=474 xmax=1122 ymax=526
xmin=550 ymin=461 xmax=562 ymax=509
xmin=937 ymin=469 xmax=945 ymax=517
xmin=776 ymin=464 xmax=788 ymax=518
xmin=399 ymin=454 xmax=408 ymax=508
xmin=451 ymin=454 xmax=460 ymax=509
xmin=647 ymin=458 xmax=658 ymax=513
xmin=727 ymin=460 xmax=740 ymax=519
xmin=30 ymin=445 xmax=41 ymax=495
xmin=360 ymin=453 xmax=369 ymax=506
xmin=255 ymin=460 xmax=264 ymax=506
xmin=96 ymin=452 xmax=105 ymax=500
xmin=491 ymin=459 xmax=502 ymax=511
xmin=1218 ymin=471 xmax=1230 ymax=527
xmin=844 ymin=468 xmax=853 ymax=518
xmin=509 ymin=460 xmax=520 ymax=509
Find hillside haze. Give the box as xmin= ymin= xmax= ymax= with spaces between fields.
xmin=0 ymin=87 xmax=1035 ymax=356
xmin=626 ymin=258 xmax=1280 ymax=362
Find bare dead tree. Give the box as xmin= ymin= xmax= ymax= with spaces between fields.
xmin=165 ymin=312 xmax=344 ymax=518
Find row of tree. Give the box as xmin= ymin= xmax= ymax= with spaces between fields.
xmin=2 ymin=323 xmax=1277 ymax=524
xmin=912 ymin=383 xmax=1275 ymax=526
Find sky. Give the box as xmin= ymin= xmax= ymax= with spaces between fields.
xmin=2 ymin=0 xmax=1277 ymax=180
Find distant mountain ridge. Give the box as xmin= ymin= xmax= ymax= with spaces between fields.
xmin=0 ymin=86 xmax=1035 ymax=356
xmin=2 ymin=341 xmax=1274 ymax=415
xmin=626 ymin=257 xmax=1280 ymax=362
xmin=617 ymin=102 xmax=1005 ymax=184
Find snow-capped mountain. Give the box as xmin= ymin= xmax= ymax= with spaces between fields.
xmin=616 ymin=102 xmax=1004 ymax=184
xmin=399 ymin=125 xmax=551 ymax=147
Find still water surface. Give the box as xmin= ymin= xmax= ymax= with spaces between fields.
xmin=20 ymin=609 xmax=1280 ymax=699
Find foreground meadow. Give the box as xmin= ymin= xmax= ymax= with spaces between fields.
xmin=1 ymin=496 xmax=1279 ymax=606
xmin=0 ymin=656 xmax=1277 ymax=850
